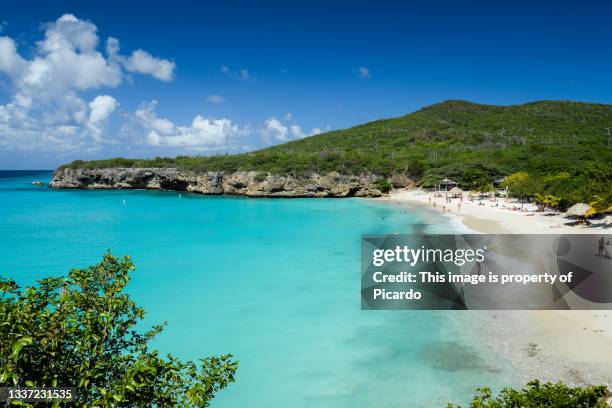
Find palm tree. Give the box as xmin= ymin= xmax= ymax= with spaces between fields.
xmin=587 ymin=190 xmax=612 ymax=218
xmin=534 ymin=193 xmax=560 ymax=211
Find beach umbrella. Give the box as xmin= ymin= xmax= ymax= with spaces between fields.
xmin=441 ymin=177 xmax=456 ymax=191
xmin=566 ymin=203 xmax=592 ymax=218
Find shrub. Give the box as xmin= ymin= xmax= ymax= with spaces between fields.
xmin=254 ymin=171 xmax=268 ymax=182
xmin=374 ymin=178 xmax=393 ymax=193
xmin=448 ymin=380 xmax=609 ymax=408
xmin=0 ymin=252 xmax=238 ymax=407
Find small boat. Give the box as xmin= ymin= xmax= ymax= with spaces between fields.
xmin=31 ymin=181 xmax=45 ymax=186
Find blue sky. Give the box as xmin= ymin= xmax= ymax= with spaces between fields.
xmin=1 ymin=0 xmax=611 ymax=169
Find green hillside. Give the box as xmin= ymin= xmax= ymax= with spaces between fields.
xmin=61 ymin=100 xmax=612 ymax=207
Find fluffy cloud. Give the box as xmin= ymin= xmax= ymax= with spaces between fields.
xmin=290 ymin=124 xmax=306 ymax=139
xmin=21 ymin=14 xmax=123 ymax=96
xmin=290 ymin=124 xmax=322 ymax=139
xmin=106 ymin=37 xmax=174 ymax=81
xmin=123 ymin=49 xmax=174 ymax=81
xmin=0 ymin=37 xmax=26 ymax=77
xmin=0 ymin=13 xmax=322 ymax=160
xmin=0 ymin=14 xmax=175 ymax=151
xmin=134 ymin=100 xmax=243 ymax=148
xmin=89 ymin=95 xmax=118 ymax=124
xmin=264 ymin=116 xmax=322 ymax=142
xmin=87 ymin=95 xmax=118 ymax=140
xmin=264 ymin=117 xmax=289 ymax=142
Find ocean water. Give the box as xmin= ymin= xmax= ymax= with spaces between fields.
xmin=0 ymin=171 xmax=510 ymax=407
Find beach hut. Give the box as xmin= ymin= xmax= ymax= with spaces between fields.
xmin=566 ymin=203 xmax=592 ymax=218
xmin=449 ymin=187 xmax=463 ymax=198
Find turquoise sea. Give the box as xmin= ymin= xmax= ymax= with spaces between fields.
xmin=0 ymin=171 xmax=510 ymax=407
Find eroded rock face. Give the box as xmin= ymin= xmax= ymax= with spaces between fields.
xmin=50 ymin=167 xmax=415 ymax=198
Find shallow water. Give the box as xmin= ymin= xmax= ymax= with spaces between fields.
xmin=0 ymin=171 xmax=511 ymax=407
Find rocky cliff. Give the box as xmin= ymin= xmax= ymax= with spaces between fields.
xmin=50 ymin=168 xmax=415 ymax=197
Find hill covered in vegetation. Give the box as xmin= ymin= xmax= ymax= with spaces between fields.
xmin=59 ymin=100 xmax=612 ymax=207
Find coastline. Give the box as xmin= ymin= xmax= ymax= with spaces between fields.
xmin=382 ymin=188 xmax=608 ymax=234
xmin=378 ymin=188 xmax=612 ymax=388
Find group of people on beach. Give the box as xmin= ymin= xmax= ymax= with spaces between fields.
xmin=429 ymin=189 xmax=544 ymax=215
xmin=429 ymin=192 xmax=465 ymax=214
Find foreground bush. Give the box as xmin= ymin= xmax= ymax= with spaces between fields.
xmin=449 ymin=380 xmax=609 ymax=408
xmin=0 ymin=252 xmax=238 ymax=407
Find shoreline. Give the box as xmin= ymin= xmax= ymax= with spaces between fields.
xmin=378 ymin=188 xmax=612 ymax=388
xmin=382 ymin=188 xmax=608 ymax=234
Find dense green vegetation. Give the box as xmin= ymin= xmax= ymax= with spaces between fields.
xmin=0 ymin=253 xmax=237 ymax=407
xmin=448 ymin=380 xmax=609 ymax=408
xmin=60 ymin=100 xmax=612 ymax=208
xmin=499 ymin=162 xmax=612 ymax=211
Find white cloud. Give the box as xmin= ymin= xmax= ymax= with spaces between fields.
xmin=206 ymin=94 xmax=225 ymax=104
xmin=0 ymin=14 xmax=174 ymax=152
xmin=89 ymin=95 xmax=118 ymax=125
xmin=290 ymin=124 xmax=323 ymax=139
xmin=264 ymin=116 xmax=323 ymax=142
xmin=134 ymin=100 xmax=244 ymax=148
xmin=290 ymin=124 xmax=305 ymax=138
xmin=123 ymin=49 xmax=175 ymax=81
xmin=106 ymin=36 xmax=175 ymax=81
xmin=87 ymin=95 xmax=118 ymax=141
xmin=0 ymin=37 xmax=26 ymax=78
xmin=25 ymin=14 xmax=123 ymax=94
xmin=264 ymin=117 xmax=289 ymax=142
xmin=221 ymin=64 xmax=250 ymax=81
xmin=0 ymin=14 xmax=324 ymax=159
xmin=358 ymin=66 xmax=371 ymax=79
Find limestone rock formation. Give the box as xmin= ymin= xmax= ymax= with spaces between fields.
xmin=50 ymin=167 xmax=415 ymax=198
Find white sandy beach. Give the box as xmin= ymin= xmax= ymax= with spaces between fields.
xmin=385 ymin=188 xmax=608 ymax=234
xmin=380 ymin=188 xmax=612 ymax=387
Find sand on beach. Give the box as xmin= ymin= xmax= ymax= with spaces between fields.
xmin=379 ymin=188 xmax=612 ymax=387
xmin=385 ymin=188 xmax=608 ymax=234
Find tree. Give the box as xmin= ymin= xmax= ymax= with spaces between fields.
xmin=586 ymin=186 xmax=612 ymax=218
xmin=502 ymin=172 xmax=533 ymax=208
xmin=0 ymin=252 xmax=238 ymax=407
xmin=533 ymin=193 xmax=560 ymax=211
xmin=542 ymin=172 xmax=572 ymax=209
xmin=448 ymin=380 xmax=609 ymax=408
xmin=476 ymin=182 xmax=495 ymax=196
xmin=463 ymin=168 xmax=492 ymax=191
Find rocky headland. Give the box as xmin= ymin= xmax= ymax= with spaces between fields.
xmin=50 ymin=167 xmax=416 ymax=198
